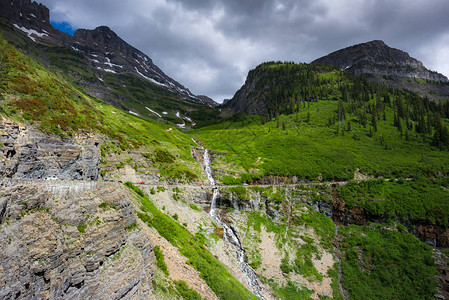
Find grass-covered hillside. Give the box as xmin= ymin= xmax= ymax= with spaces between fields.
xmin=0 ymin=35 xmax=202 ymax=182
xmin=194 ymin=62 xmax=449 ymax=184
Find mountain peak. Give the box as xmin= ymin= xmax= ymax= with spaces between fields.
xmin=366 ymin=39 xmax=386 ymax=45
xmin=95 ymin=25 xmax=113 ymax=32
xmin=312 ymin=40 xmax=448 ymax=82
xmin=0 ymin=0 xmax=50 ymax=25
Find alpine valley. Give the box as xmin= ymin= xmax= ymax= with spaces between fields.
xmin=0 ymin=1 xmax=449 ymax=300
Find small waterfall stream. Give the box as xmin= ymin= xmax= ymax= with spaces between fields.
xmin=203 ymin=149 xmax=264 ymax=299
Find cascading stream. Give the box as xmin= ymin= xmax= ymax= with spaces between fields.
xmin=203 ymin=149 xmax=264 ymax=299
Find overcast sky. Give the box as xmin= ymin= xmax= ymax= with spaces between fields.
xmin=39 ymin=0 xmax=449 ymax=102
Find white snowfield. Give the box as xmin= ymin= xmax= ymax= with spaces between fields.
xmin=145 ymin=107 xmax=162 ymax=118
xmin=104 ymin=57 xmax=123 ymax=68
xmin=134 ymin=67 xmax=168 ymax=87
xmin=13 ymin=24 xmax=48 ymax=42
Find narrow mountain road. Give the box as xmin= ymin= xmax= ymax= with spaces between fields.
xmin=0 ymin=178 xmax=349 ymax=189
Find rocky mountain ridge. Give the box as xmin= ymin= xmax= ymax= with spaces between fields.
xmin=0 ymin=0 xmax=216 ymax=107
xmin=71 ymin=26 xmax=204 ymax=104
xmin=312 ymin=40 xmax=448 ymax=82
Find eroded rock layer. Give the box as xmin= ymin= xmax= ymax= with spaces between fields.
xmin=0 ymin=117 xmax=100 ymax=180
xmin=0 ymin=180 xmax=154 ymax=299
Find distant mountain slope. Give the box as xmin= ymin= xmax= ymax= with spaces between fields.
xmin=0 ymin=0 xmax=216 ymax=129
xmin=312 ymin=40 xmax=448 ymax=82
xmin=225 ymin=62 xmax=338 ymax=116
xmin=312 ymin=40 xmax=449 ymax=100
xmin=71 ymin=25 xmax=202 ymax=103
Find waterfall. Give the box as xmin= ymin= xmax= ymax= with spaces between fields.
xmin=203 ymin=149 xmax=264 ymax=299
xmin=204 ymin=149 xmax=215 ymax=187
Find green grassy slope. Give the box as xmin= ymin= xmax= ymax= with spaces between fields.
xmin=339 ymin=223 xmax=437 ymax=299
xmin=0 ymin=35 xmax=201 ymax=181
xmin=338 ymin=177 xmax=449 ymax=227
xmin=193 ymin=62 xmax=449 ymax=183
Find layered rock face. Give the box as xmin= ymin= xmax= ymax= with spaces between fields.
xmin=0 ymin=118 xmax=100 ymax=180
xmin=0 ymin=180 xmax=154 ymax=299
xmin=313 ymin=40 xmax=448 ymax=82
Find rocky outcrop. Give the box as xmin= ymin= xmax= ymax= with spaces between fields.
xmin=0 ymin=117 xmax=100 ymax=180
xmin=415 ymin=224 xmax=449 ymax=248
xmin=0 ymin=0 xmax=50 ymax=29
xmin=433 ymin=249 xmax=449 ymax=300
xmin=312 ymin=40 xmax=448 ymax=82
xmin=191 ymin=147 xmax=206 ymax=169
xmin=0 ymin=180 xmax=154 ymax=299
xmin=225 ymin=66 xmax=270 ymax=116
xmin=0 ymin=0 xmax=71 ymax=46
xmin=331 ymin=186 xmax=367 ymax=226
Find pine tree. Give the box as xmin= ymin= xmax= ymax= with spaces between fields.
xmin=384 ymin=94 xmax=391 ymax=106
xmin=417 ymin=115 xmax=426 ymax=134
xmin=372 ymin=112 xmax=378 ymax=132
xmin=433 ymin=119 xmax=449 ymax=150
xmin=337 ymin=99 xmax=345 ymax=122
xmin=396 ymin=96 xmax=405 ymax=118
xmin=426 ymin=115 xmax=433 ymax=135
xmin=393 ymin=112 xmax=399 ymax=127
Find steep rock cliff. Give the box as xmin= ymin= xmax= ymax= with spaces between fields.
xmin=0 ymin=117 xmax=100 ymax=180
xmin=0 ymin=180 xmax=155 ymax=299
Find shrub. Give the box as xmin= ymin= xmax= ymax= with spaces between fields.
xmin=189 ymin=203 xmax=201 ymax=211
xmin=174 ymin=280 xmax=202 ymax=300
xmin=126 ymin=222 xmax=138 ymax=231
xmin=99 ymin=202 xmax=116 ymax=210
xmin=77 ymin=223 xmax=87 ymax=234
xmin=153 ymin=245 xmax=169 ymax=276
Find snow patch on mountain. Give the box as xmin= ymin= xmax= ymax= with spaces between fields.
xmin=13 ymin=24 xmax=48 ymax=42
xmin=145 ymin=107 xmax=162 ymax=118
